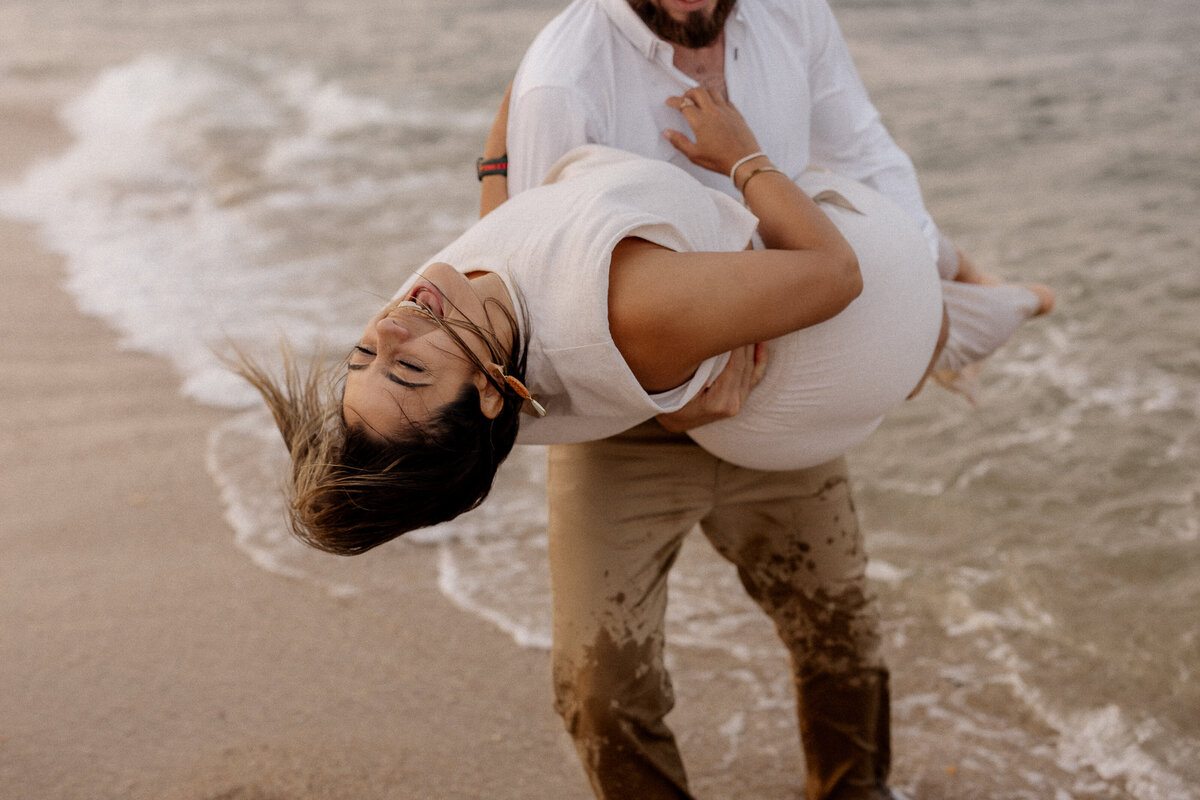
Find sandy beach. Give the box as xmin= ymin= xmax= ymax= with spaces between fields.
xmin=3 ymin=0 xmax=1198 ymax=796
xmin=0 ymin=98 xmax=590 ymax=800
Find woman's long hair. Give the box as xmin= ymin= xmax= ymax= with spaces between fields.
xmin=232 ymin=293 xmax=528 ymax=555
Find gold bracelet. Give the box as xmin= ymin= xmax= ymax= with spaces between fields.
xmin=739 ymin=165 xmax=783 ymax=193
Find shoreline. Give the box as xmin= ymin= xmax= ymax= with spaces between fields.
xmin=0 ymin=96 xmax=588 ymax=800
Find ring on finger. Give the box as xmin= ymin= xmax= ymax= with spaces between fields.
xmin=679 ymin=97 xmax=696 ymax=108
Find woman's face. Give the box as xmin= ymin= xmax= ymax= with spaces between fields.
xmin=342 ymin=263 xmax=504 ymax=439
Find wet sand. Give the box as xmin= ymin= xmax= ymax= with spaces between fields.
xmin=3 ymin=0 xmax=1198 ymax=795
xmin=0 ymin=97 xmax=589 ymax=800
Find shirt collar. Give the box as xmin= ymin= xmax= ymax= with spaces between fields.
xmin=598 ymin=0 xmax=670 ymax=61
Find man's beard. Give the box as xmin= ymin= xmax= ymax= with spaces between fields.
xmin=630 ymin=0 xmax=737 ymax=49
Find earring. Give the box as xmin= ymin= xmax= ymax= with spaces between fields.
xmin=489 ymin=365 xmax=547 ymax=417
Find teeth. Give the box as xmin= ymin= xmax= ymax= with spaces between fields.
xmin=397 ymin=299 xmax=423 ymax=310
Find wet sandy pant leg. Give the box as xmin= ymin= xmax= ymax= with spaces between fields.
xmin=699 ymin=456 xmax=892 ymax=800
xmin=548 ymin=424 xmax=718 ymax=800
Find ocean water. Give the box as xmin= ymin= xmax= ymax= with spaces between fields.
xmin=2 ymin=0 xmax=1197 ymax=797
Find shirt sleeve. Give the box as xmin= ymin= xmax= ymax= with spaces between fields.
xmin=507 ymin=84 xmax=593 ymax=196
xmin=802 ymin=0 xmax=943 ymax=262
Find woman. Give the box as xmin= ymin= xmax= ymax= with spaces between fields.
xmin=239 ymin=87 xmax=1050 ymax=554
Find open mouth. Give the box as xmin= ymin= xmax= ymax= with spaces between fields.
xmin=400 ymin=283 xmax=445 ymax=318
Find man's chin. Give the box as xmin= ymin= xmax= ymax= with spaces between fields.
xmin=630 ymin=0 xmax=737 ymax=49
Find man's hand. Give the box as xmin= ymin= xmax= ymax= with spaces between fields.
xmin=656 ymin=342 xmax=767 ymax=432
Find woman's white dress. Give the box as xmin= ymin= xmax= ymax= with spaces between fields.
xmin=400 ymin=145 xmax=1002 ymax=470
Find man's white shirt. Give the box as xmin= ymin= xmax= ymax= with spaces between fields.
xmin=507 ymin=0 xmax=943 ymax=261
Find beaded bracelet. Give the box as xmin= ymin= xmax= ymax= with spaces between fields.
xmin=728 ymin=151 xmax=766 ymax=185
xmin=476 ymin=155 xmax=508 ymax=181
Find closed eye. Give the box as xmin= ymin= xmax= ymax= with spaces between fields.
xmin=397 ymin=358 xmax=425 ymax=373
xmin=347 ymin=344 xmax=430 ymax=388
xmin=347 ymin=344 xmax=375 ymax=368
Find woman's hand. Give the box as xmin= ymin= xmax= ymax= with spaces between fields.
xmin=664 ymin=87 xmax=762 ymax=178
xmin=656 ymin=342 xmax=767 ymax=432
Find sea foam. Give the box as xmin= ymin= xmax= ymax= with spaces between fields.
xmin=0 ymin=49 xmax=484 ymax=408
xmin=6 ymin=43 xmax=1198 ymax=797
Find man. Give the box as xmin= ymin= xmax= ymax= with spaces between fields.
xmin=495 ymin=1 xmax=974 ymax=797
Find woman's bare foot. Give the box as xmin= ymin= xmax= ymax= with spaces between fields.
xmin=1025 ymin=282 xmax=1055 ymax=316
xmin=927 ymin=279 xmax=1054 ymax=406
xmin=955 ymin=248 xmax=1054 ymax=315
xmin=952 ymin=248 xmax=1000 ymax=286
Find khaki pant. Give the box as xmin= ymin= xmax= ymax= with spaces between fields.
xmin=548 ymin=422 xmax=893 ymax=800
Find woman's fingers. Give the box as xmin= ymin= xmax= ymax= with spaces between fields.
xmin=662 ymin=127 xmax=698 ymax=159
xmin=668 ymin=86 xmax=710 ymax=110
xmin=664 ymin=87 xmax=761 ymax=175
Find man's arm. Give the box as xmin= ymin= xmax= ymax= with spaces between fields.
xmin=800 ymin=0 xmax=958 ymax=274
xmin=506 ymin=84 xmax=592 ymax=195
xmin=479 ymin=84 xmax=512 ymax=218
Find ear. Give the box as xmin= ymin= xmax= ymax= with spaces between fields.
xmin=474 ymin=366 xmax=505 ymax=420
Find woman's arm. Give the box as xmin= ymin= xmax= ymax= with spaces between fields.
xmin=479 ymin=84 xmax=512 ymax=218
xmin=608 ymin=88 xmax=861 ymax=393
xmin=663 ymin=89 xmax=856 ymax=258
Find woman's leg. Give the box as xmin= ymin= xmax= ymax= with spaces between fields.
xmin=933 ymin=279 xmax=1055 ymax=402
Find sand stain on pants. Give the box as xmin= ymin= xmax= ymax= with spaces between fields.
xmin=546 ymin=421 xmax=891 ymax=800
